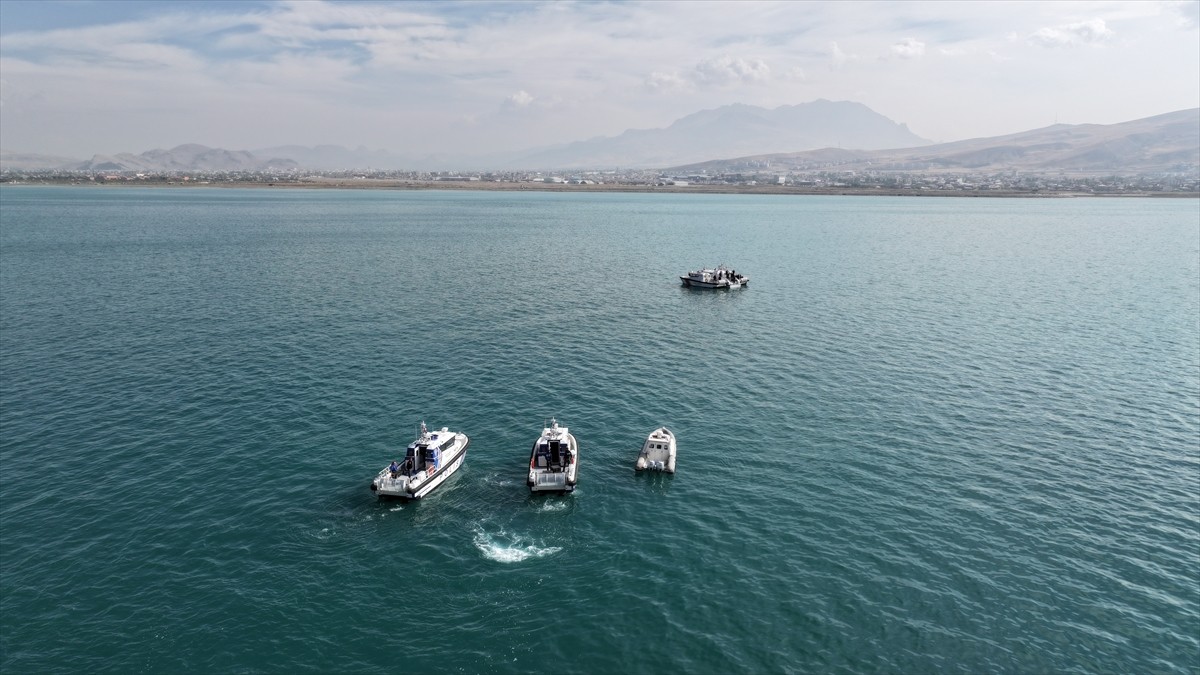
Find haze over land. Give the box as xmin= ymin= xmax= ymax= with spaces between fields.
xmin=1 ymin=0 xmax=1197 ymax=165
xmin=3 ymin=99 xmax=935 ymax=171
xmin=3 ymin=103 xmax=1197 ymax=176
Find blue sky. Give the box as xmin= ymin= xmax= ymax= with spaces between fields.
xmin=2 ymin=0 xmax=1197 ymax=158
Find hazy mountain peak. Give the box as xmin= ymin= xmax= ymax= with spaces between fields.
xmin=169 ymin=143 xmax=212 ymax=153
xmin=512 ymin=100 xmax=932 ymax=169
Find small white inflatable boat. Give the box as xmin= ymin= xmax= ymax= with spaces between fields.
xmin=635 ymin=427 xmax=676 ymax=473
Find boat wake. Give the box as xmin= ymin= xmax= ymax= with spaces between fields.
xmin=473 ymin=525 xmax=561 ymax=563
xmin=483 ymin=473 xmax=517 ymax=487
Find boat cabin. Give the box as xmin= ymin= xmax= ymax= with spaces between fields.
xmin=402 ymin=439 xmax=444 ymax=475
xmin=533 ymin=436 xmax=572 ymax=472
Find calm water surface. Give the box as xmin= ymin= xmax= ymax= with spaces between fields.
xmin=1 ymin=187 xmax=1198 ymax=673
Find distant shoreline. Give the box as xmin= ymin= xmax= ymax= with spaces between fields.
xmin=3 ymin=178 xmax=1197 ymax=198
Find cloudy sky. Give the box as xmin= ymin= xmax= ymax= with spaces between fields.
xmin=1 ymin=0 xmax=1197 ymax=158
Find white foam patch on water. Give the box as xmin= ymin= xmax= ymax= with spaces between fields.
xmin=539 ymin=500 xmax=568 ymax=512
xmin=389 ymin=506 xmax=404 ymax=512
xmin=473 ymin=526 xmax=561 ymax=563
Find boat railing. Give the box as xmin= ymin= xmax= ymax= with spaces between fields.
xmin=536 ymin=472 xmax=566 ymax=487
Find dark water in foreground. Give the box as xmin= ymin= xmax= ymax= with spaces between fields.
xmin=2 ymin=187 xmax=1198 ymax=673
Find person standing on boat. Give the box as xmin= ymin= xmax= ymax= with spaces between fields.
xmin=389 ymin=460 xmax=400 ymax=478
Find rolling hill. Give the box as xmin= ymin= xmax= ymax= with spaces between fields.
xmin=668 ymin=108 xmax=1200 ymax=175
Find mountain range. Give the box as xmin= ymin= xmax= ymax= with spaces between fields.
xmin=503 ymin=100 xmax=930 ymax=169
xmin=39 ymin=144 xmax=299 ymax=173
xmin=2 ymin=102 xmax=1196 ymax=174
xmin=669 ymin=108 xmax=1200 ymax=175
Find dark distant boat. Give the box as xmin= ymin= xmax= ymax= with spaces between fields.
xmin=680 ymin=265 xmax=748 ymax=289
xmin=370 ymin=421 xmax=468 ymax=499
xmin=526 ymin=418 xmax=578 ymax=493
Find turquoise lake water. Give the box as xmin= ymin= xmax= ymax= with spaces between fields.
xmin=1 ymin=187 xmax=1197 ymax=673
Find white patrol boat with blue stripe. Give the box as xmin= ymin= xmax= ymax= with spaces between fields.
xmin=527 ymin=418 xmax=578 ymax=493
xmin=371 ymin=421 xmax=469 ymax=499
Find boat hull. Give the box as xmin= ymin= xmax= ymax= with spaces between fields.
xmin=686 ymin=278 xmax=739 ymax=289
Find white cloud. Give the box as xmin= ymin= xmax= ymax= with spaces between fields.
xmin=829 ymin=41 xmax=854 ymax=69
xmin=1174 ymin=0 xmax=1200 ymax=29
xmin=219 ymin=53 xmax=361 ymax=90
xmin=692 ymin=54 xmax=770 ymax=85
xmin=0 ymin=12 xmax=240 ymax=54
xmin=504 ymin=90 xmax=534 ymax=108
xmin=107 ymin=43 xmax=205 ymax=71
xmin=645 ymin=70 xmax=691 ymax=92
xmin=644 ymin=54 xmax=771 ymax=93
xmin=1029 ymin=18 xmax=1114 ymax=47
xmin=891 ymin=37 xmax=925 ymax=59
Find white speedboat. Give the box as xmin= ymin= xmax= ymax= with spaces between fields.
xmin=527 ymin=418 xmax=578 ymax=493
xmin=680 ymin=265 xmax=748 ymax=289
xmin=370 ymin=421 xmax=469 ymax=499
xmin=635 ymin=427 xmax=676 ymax=473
